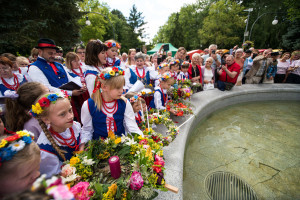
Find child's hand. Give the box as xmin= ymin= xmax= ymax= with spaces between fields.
xmin=72 ymin=89 xmax=83 ymax=96
xmin=79 ymin=143 xmax=85 ymax=151
xmin=170 ymin=109 xmax=177 ymax=115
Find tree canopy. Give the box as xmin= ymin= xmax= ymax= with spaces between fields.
xmin=0 ymin=0 xmax=83 ymax=55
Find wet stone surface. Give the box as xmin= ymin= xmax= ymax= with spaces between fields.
xmin=183 ymin=101 xmax=300 ymax=200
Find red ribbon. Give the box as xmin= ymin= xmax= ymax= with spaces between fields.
xmin=38 ymin=43 xmax=56 ymax=48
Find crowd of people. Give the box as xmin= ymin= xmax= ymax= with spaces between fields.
xmin=0 ymin=37 xmax=299 ymax=198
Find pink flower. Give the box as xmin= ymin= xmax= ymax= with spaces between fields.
xmin=47 ymin=185 xmax=74 ymax=200
xmin=129 ymin=171 xmax=144 ymax=190
xmin=155 ymin=155 xmax=165 ymax=166
xmin=70 ymin=182 xmax=91 ymax=200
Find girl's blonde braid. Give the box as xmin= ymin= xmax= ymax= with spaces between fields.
xmin=37 ymin=118 xmax=66 ymax=161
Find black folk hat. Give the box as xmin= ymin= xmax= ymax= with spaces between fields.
xmin=36 ymin=38 xmax=59 ymax=50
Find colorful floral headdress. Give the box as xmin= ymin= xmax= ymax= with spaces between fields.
xmin=182 ymin=61 xmax=189 ymax=65
xmin=129 ymin=94 xmax=141 ymax=103
xmin=157 ymin=63 xmax=169 ymax=70
xmin=99 ymin=67 xmax=125 ymax=80
xmin=160 ymin=72 xmax=172 ymax=81
xmin=105 ymin=42 xmax=121 ymax=49
xmin=169 ymin=59 xmax=180 ymax=65
xmin=0 ymin=130 xmax=34 ymax=167
xmin=30 ymin=93 xmax=67 ymax=117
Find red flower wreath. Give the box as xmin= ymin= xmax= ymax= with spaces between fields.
xmin=5 ymin=134 xmax=21 ymax=142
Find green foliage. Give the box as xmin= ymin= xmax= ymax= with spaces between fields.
xmin=282 ymin=19 xmax=300 ymax=50
xmin=79 ymin=1 xmax=146 ymax=54
xmin=283 ymin=0 xmax=300 ymax=22
xmin=198 ymin=0 xmax=245 ymax=49
xmin=0 ymin=0 xmax=83 ymax=55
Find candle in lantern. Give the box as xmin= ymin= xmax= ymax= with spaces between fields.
xmin=109 ymin=156 xmax=121 ymax=179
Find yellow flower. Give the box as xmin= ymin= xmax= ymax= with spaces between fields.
xmin=70 ymin=157 xmax=80 ymax=166
xmin=109 ymin=70 xmax=115 ymax=76
xmin=141 ymin=91 xmax=146 ymax=95
xmin=32 ymin=103 xmax=43 ymax=114
xmin=108 ymin=130 xmax=116 ymax=140
xmin=149 ymin=84 xmax=153 ymax=87
xmin=145 ymin=147 xmax=153 ymax=160
xmin=114 ymin=137 xmax=121 ymax=144
xmin=108 ymin=183 xmax=117 ymax=196
xmin=17 ymin=131 xmax=30 ymax=137
xmin=0 ymin=139 xmax=7 ymax=148
xmin=138 ymin=135 xmax=144 ymax=140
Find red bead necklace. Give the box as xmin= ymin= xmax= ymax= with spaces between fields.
xmin=101 ymin=95 xmax=118 ymax=132
xmin=136 ymin=67 xmax=145 ymax=79
xmin=1 ymin=74 xmax=20 ymax=91
xmin=71 ymin=67 xmax=83 ymax=77
xmin=49 ymin=127 xmax=79 ymax=150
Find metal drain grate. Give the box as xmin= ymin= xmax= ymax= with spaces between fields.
xmin=205 ymin=171 xmax=259 ymax=200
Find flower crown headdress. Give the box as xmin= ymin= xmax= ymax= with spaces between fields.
xmin=30 ymin=93 xmax=67 ymax=117
xmin=129 ymin=94 xmax=141 ymax=103
xmin=0 ymin=130 xmax=34 ymax=167
xmin=182 ymin=61 xmax=189 ymax=65
xmin=99 ymin=67 xmax=125 ymax=81
xmin=169 ymin=59 xmax=180 ymax=65
xmin=157 ymin=63 xmax=169 ymax=70
xmin=160 ymin=72 xmax=172 ymax=81
xmin=105 ymin=42 xmax=121 ymax=49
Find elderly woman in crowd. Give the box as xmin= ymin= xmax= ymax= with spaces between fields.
xmin=188 ymin=53 xmax=202 ymax=84
xmin=201 ymin=57 xmax=215 ymax=90
xmin=124 ymin=52 xmax=156 ymax=91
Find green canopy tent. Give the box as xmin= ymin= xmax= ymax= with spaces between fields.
xmin=147 ymin=43 xmax=178 ymax=57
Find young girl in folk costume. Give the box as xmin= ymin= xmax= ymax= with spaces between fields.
xmin=0 ymin=56 xmax=27 ymax=97
xmin=125 ymin=48 xmax=136 ymax=68
xmin=150 ymin=72 xmax=174 ymax=111
xmin=5 ymin=82 xmax=49 ymax=141
xmin=65 ymin=52 xmax=89 ymax=123
xmin=84 ymin=39 xmax=108 ymax=96
xmin=0 ymin=131 xmax=40 ymax=198
xmin=124 ymin=52 xmax=156 ymax=91
xmin=169 ymin=59 xmax=180 ymax=80
xmin=30 ymin=92 xmax=81 ymax=177
xmin=125 ymin=92 xmax=143 ymax=126
xmin=155 ymin=63 xmax=170 ymax=87
xmin=104 ymin=40 xmax=121 ymax=67
xmin=80 ymin=67 xmax=143 ymax=148
xmin=177 ymin=61 xmax=190 ymax=81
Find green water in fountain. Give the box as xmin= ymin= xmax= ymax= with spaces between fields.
xmin=183 ymin=101 xmax=300 ymax=200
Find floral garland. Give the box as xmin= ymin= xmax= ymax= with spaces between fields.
xmin=181 ymin=61 xmax=189 ymax=66
xmin=166 ymin=100 xmax=193 ymax=117
xmin=31 ymin=175 xmax=94 ymax=200
xmin=0 ymin=130 xmax=34 ymax=167
xmin=59 ymin=132 xmax=167 ymax=200
xmin=157 ymin=63 xmax=169 ymax=70
xmin=159 ymin=72 xmax=172 ymax=81
xmin=105 ymin=42 xmax=121 ymax=49
xmin=129 ymin=94 xmax=141 ymax=103
xmin=169 ymin=59 xmax=180 ymax=65
xmin=30 ymin=93 xmax=67 ymax=117
xmin=99 ymin=67 xmax=125 ymax=80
